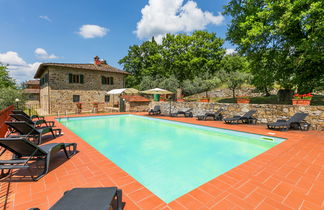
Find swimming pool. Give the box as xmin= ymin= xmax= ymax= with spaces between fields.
xmin=58 ymin=115 xmax=284 ymax=203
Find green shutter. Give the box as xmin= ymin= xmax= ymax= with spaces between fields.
xmin=80 ymin=75 xmax=84 ymax=84
xmin=102 ymin=76 xmax=105 ymax=84
xmin=110 ymin=77 xmax=114 ymax=85
xmin=69 ymin=73 xmax=72 ymax=83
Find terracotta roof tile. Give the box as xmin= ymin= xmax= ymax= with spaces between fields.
xmin=25 ymin=80 xmax=40 ymax=85
xmin=23 ymin=89 xmax=40 ymax=94
xmin=121 ymin=95 xmax=151 ymax=102
xmin=34 ymin=63 xmax=130 ymax=78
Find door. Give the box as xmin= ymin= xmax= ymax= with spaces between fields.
xmin=119 ymin=98 xmax=125 ymax=112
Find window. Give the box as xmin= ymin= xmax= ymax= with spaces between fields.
xmin=73 ymin=95 xmax=80 ymax=102
xmin=101 ymin=76 xmax=114 ymax=85
xmin=40 ymin=73 xmax=49 ymax=86
xmin=105 ymin=95 xmax=110 ymax=102
xmin=69 ymin=74 xmax=84 ymax=84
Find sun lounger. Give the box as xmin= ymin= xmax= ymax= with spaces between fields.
xmin=10 ymin=114 xmax=55 ymax=127
xmin=224 ymin=110 xmax=257 ymax=124
xmin=197 ymin=108 xmax=223 ymax=121
xmin=49 ymin=187 xmax=123 ymax=210
xmin=171 ymin=108 xmax=193 ymax=117
xmin=148 ymin=105 xmax=161 ymax=115
xmin=0 ymin=137 xmax=76 ymax=181
xmin=267 ymin=112 xmax=309 ymax=131
xmin=5 ymin=121 xmax=60 ymax=144
xmin=12 ymin=110 xmax=44 ymax=120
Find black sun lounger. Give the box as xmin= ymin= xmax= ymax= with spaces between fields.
xmin=10 ymin=114 xmax=55 ymax=127
xmin=12 ymin=109 xmax=44 ymax=120
xmin=224 ymin=110 xmax=257 ymax=124
xmin=49 ymin=187 xmax=123 ymax=210
xmin=197 ymin=108 xmax=223 ymax=121
xmin=5 ymin=121 xmax=60 ymax=144
xmin=148 ymin=105 xmax=161 ymax=115
xmin=267 ymin=112 xmax=309 ymax=131
xmin=171 ymin=108 xmax=193 ymax=117
xmin=0 ymin=137 xmax=76 ymax=181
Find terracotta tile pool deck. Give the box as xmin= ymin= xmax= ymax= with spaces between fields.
xmin=1 ymin=112 xmax=323 ymax=209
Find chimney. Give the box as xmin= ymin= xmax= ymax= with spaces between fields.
xmin=94 ymin=56 xmax=101 ymax=65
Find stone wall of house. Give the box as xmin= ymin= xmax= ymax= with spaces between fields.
xmin=125 ymin=101 xmax=150 ymax=112
xmin=39 ymin=66 xmax=126 ymax=114
xmin=151 ymin=101 xmax=324 ymax=130
xmin=39 ymin=68 xmax=50 ymax=115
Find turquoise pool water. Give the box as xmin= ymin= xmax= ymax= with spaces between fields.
xmin=58 ymin=115 xmax=284 ymax=203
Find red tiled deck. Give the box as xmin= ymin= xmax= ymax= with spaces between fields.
xmin=1 ymin=113 xmax=323 ymax=209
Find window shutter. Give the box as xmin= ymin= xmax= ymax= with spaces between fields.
xmin=80 ymin=75 xmax=84 ymax=84
xmin=102 ymin=76 xmax=105 ymax=84
xmin=110 ymin=77 xmax=114 ymax=85
xmin=69 ymin=73 xmax=72 ymax=83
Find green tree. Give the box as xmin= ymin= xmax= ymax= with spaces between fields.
xmin=182 ymin=73 xmax=221 ymax=97
xmin=0 ymin=64 xmax=16 ymax=88
xmin=0 ymin=87 xmax=25 ymax=110
xmin=224 ymin=0 xmax=324 ymax=93
xmin=119 ymin=31 xmax=225 ymax=87
xmin=218 ymin=55 xmax=251 ymax=98
xmin=0 ymin=64 xmax=25 ymax=110
xmin=161 ymin=31 xmax=225 ymax=81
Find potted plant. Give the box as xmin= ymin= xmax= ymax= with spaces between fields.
xmin=92 ymin=102 xmax=99 ymax=108
xmin=236 ymin=96 xmax=250 ymax=104
xmin=159 ymin=95 xmax=166 ymax=101
xmin=199 ymin=97 xmax=210 ymax=102
xmin=292 ymin=93 xmax=313 ymax=105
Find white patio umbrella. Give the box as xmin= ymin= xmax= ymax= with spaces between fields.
xmin=140 ymin=88 xmax=173 ymax=95
xmin=106 ymin=88 xmax=139 ymax=108
xmin=106 ymin=88 xmax=139 ymax=95
xmin=141 ymin=88 xmax=174 ymax=115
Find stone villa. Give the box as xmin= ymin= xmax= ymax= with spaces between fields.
xmin=23 ymin=80 xmax=40 ymax=107
xmin=34 ymin=57 xmax=129 ymax=115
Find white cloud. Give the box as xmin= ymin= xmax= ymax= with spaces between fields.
xmin=135 ymin=0 xmax=225 ymax=42
xmin=225 ymin=48 xmax=237 ymax=55
xmin=39 ymin=15 xmax=52 ymax=22
xmin=34 ymin=48 xmax=58 ymax=59
xmin=78 ymin=24 xmax=109 ymax=38
xmin=0 ymin=51 xmax=41 ymax=82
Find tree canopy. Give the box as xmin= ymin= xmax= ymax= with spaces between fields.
xmin=0 ymin=64 xmax=24 ymax=110
xmin=119 ymin=31 xmax=225 ymax=88
xmin=224 ymin=0 xmax=324 ymax=93
xmin=0 ymin=64 xmax=16 ymax=89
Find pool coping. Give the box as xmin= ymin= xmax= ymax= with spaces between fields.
xmin=57 ymin=113 xmax=287 ymax=142
xmin=3 ymin=112 xmax=323 ymax=209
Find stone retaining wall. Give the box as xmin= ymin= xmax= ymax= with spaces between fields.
xmin=150 ymin=101 xmax=324 ymax=131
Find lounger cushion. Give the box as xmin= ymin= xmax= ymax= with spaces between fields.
xmin=50 ymin=187 xmax=118 ymax=210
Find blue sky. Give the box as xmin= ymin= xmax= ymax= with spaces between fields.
xmin=0 ymin=0 xmax=234 ymax=82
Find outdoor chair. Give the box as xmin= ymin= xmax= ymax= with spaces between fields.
xmin=148 ymin=105 xmax=161 ymax=115
xmin=0 ymin=137 xmax=77 ymax=181
xmin=224 ymin=110 xmax=257 ymax=124
xmin=197 ymin=108 xmax=223 ymax=121
xmin=48 ymin=187 xmax=123 ymax=210
xmin=10 ymin=114 xmax=55 ymax=127
xmin=12 ymin=110 xmax=44 ymax=121
xmin=171 ymin=108 xmax=193 ymax=117
xmin=5 ymin=121 xmax=60 ymax=145
xmin=267 ymin=112 xmax=310 ymax=131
